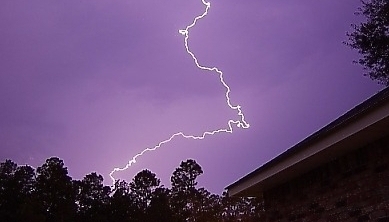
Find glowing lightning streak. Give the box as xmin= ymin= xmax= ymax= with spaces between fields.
xmin=109 ymin=0 xmax=250 ymax=184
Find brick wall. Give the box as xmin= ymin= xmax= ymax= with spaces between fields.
xmin=261 ymin=135 xmax=389 ymax=222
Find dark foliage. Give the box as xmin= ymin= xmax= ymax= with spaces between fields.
xmin=346 ymin=0 xmax=389 ymax=85
xmin=0 ymin=157 xmax=263 ymax=221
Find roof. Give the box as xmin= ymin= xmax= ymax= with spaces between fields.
xmin=226 ymin=87 xmax=389 ymax=197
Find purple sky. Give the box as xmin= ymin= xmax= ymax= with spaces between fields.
xmin=0 ymin=0 xmax=384 ymax=193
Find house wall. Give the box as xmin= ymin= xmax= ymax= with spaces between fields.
xmin=261 ymin=135 xmax=389 ymax=222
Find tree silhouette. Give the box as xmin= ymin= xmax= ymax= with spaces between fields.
xmin=347 ymin=0 xmax=389 ymax=85
xmin=221 ymin=191 xmax=263 ymax=221
xmin=0 ymin=160 xmax=19 ymax=221
xmin=171 ymin=159 xmax=203 ymax=192
xmin=0 ymin=157 xmax=262 ymax=221
xmin=75 ymin=172 xmax=111 ymax=221
xmin=146 ymin=187 xmax=175 ymax=222
xmin=35 ymin=157 xmax=77 ymax=221
xmin=109 ymin=179 xmax=140 ymax=222
xmin=130 ymin=169 xmax=160 ymax=211
xmin=191 ymin=187 xmax=222 ymax=222
xmin=170 ymin=159 xmax=204 ymax=221
xmin=0 ymin=160 xmax=41 ymax=221
xmin=128 ymin=169 xmax=161 ymax=221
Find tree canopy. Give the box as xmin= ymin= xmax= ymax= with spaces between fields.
xmin=347 ymin=0 xmax=389 ymax=85
xmin=0 ymin=158 xmax=263 ymax=222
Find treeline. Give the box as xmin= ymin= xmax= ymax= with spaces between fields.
xmin=0 ymin=157 xmax=263 ymax=221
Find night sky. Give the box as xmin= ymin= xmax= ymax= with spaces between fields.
xmin=0 ymin=0 xmax=384 ymax=193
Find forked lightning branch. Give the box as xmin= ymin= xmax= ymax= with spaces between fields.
xmin=109 ymin=0 xmax=250 ymax=184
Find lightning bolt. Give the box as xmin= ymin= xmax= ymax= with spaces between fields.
xmin=109 ymin=0 xmax=250 ymax=184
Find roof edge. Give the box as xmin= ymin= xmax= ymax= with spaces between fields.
xmin=226 ymin=87 xmax=389 ymax=191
